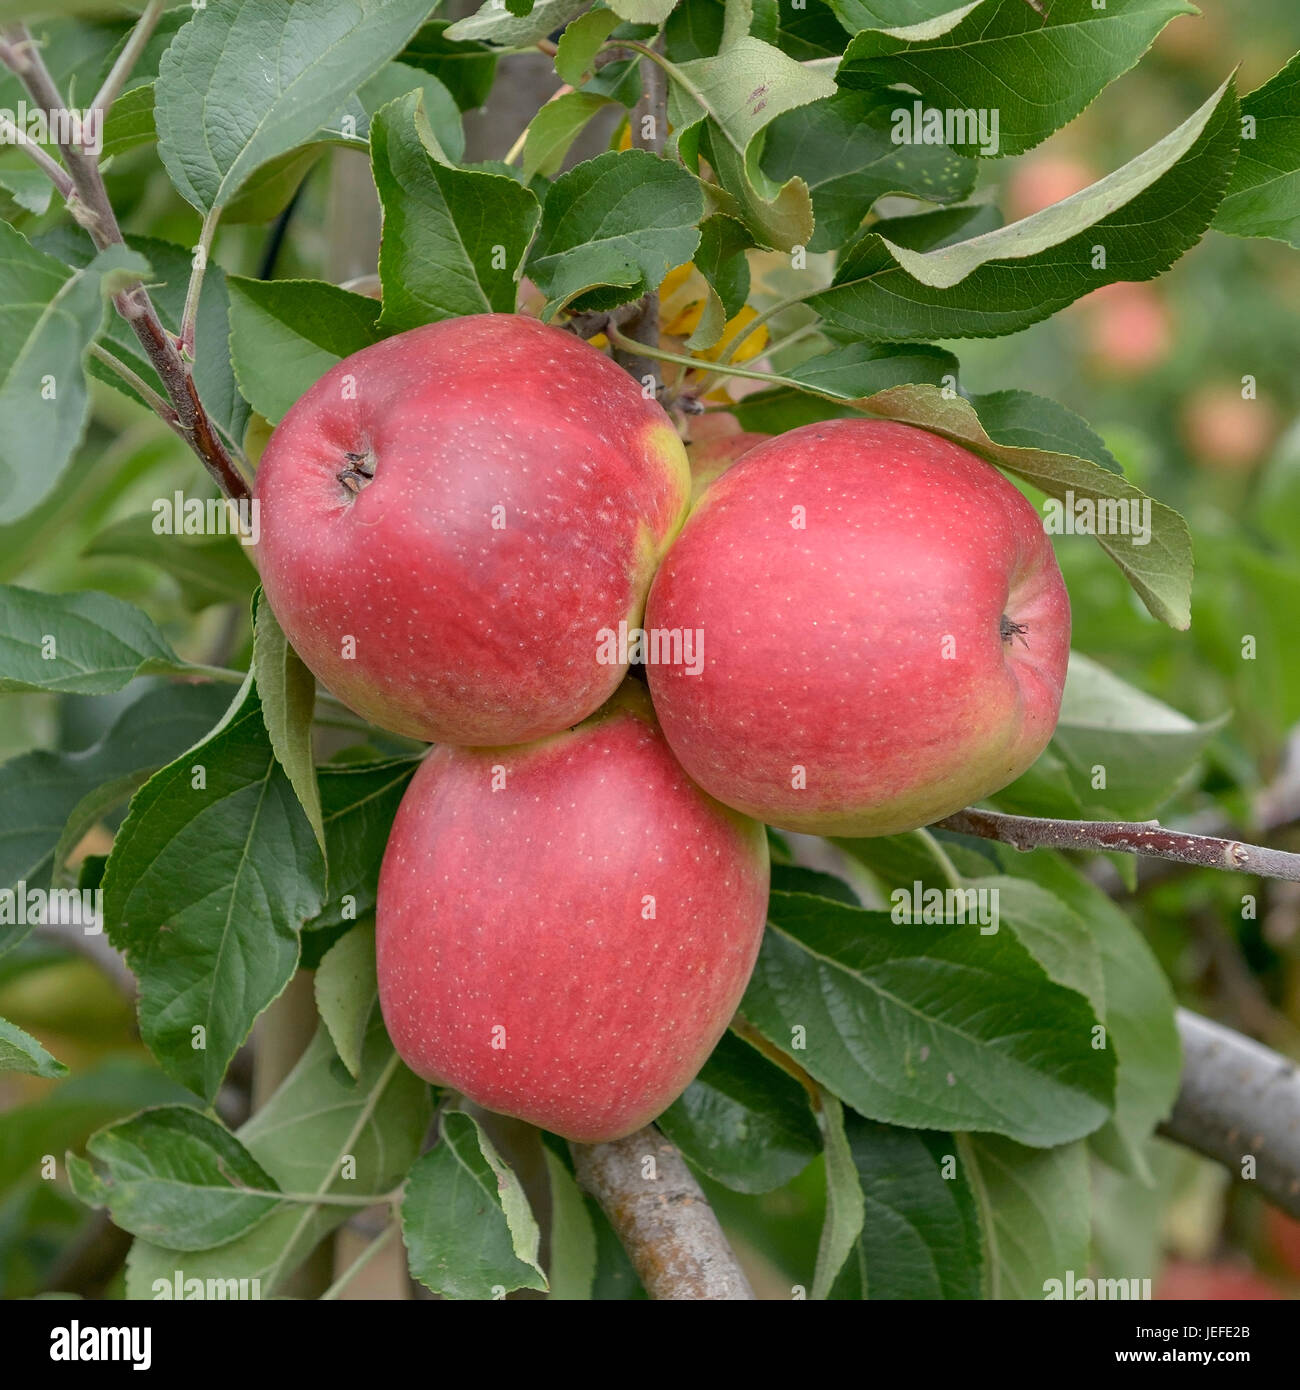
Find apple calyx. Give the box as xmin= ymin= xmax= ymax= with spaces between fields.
xmin=337 ymin=448 xmax=376 ymax=495
xmin=1000 ymin=614 xmax=1030 ymax=647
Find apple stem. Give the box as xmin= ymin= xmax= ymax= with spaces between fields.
xmin=937 ymin=807 xmax=1300 ymax=882
xmin=571 ymin=1126 xmax=756 ymax=1299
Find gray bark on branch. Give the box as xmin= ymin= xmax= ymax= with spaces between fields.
xmin=571 ymin=1127 xmax=756 ymax=1299
xmin=938 ymin=807 xmax=1300 ymax=882
xmin=1161 ymin=1010 xmax=1300 ymax=1219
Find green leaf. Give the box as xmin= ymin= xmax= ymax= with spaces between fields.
xmin=0 ymin=683 xmax=230 ymax=958
xmin=306 ymin=757 xmax=418 ymax=933
xmin=811 ymin=1090 xmax=865 ymax=1299
xmin=769 ymin=0 xmax=846 ymax=60
xmin=847 ymin=387 xmax=1192 ymax=628
xmin=0 ymin=586 xmax=191 ymax=694
xmin=665 ymin=0 xmax=726 ymax=60
xmin=397 ymin=20 xmax=499 ymax=112
xmin=833 ymin=827 xmax=962 ymax=896
xmin=555 ymin=8 xmax=621 ymax=86
xmin=543 ymin=1148 xmax=597 ymax=1299
xmin=0 ymin=1057 xmax=196 ymax=1196
xmin=0 ymin=168 xmax=53 ymax=218
xmin=523 ymin=91 xmax=618 ymax=182
xmin=253 ymin=592 xmax=324 ymax=855
xmin=0 ymin=231 xmax=147 ymax=525
xmin=975 ymin=877 xmax=1105 ymax=1019
xmin=310 ymin=63 xmax=466 ymax=170
xmin=103 ymin=674 xmax=325 ymax=1101
xmin=313 ymin=921 xmax=377 ymax=1080
xmin=154 ymin=0 xmax=433 ymax=213
xmin=783 ymin=341 xmax=958 ymax=400
xmin=961 ymin=1134 xmax=1090 ymax=1299
xmin=685 ymin=213 xmax=751 ymax=350
xmin=68 ymin=1106 xmax=283 ymax=1250
xmin=810 ymin=79 xmax=1238 ymax=343
xmin=610 ymin=0 xmax=677 ymax=19
xmin=657 ymin=1029 xmax=820 ymax=1193
xmin=0 ymin=1016 xmax=66 ymax=1078
xmin=226 ymin=277 xmax=384 ymax=426
xmin=85 ymin=514 xmax=258 ymax=612
xmin=744 ymin=890 xmax=1115 ymax=1147
xmin=771 ymin=862 xmax=863 ymax=904
xmin=871 ymin=201 xmax=1003 ymax=252
xmin=1003 ymin=653 xmax=1225 ymax=821
xmin=403 ymin=1111 xmax=549 ymax=1299
xmin=838 ymin=0 xmax=1195 ymax=157
xmin=973 ymin=847 xmax=1181 ymax=1183
xmin=219 ymin=145 xmax=326 ymax=226
xmin=761 ymin=90 xmax=977 ymax=253
xmin=829 ymin=1113 xmax=984 ymax=1300
xmin=528 ymin=149 xmax=704 ymax=316
xmin=446 ymin=0 xmax=594 ymax=46
xmin=829 ymin=0 xmax=965 ymax=27
xmin=1215 ymin=52 xmax=1300 ymax=248
xmin=667 ymin=36 xmax=836 ymax=249
xmin=100 ymin=82 xmax=157 ymax=157
xmin=372 ymin=91 xmax=541 ymax=332
xmin=126 ymin=1016 xmax=430 ymax=1297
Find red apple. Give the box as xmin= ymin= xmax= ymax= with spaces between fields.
xmin=254 ymin=314 xmax=690 ymax=745
xmin=644 ymin=419 xmax=1071 ymax=836
xmin=687 ymin=429 xmax=770 ymax=502
xmin=374 ymin=682 xmax=770 ymax=1142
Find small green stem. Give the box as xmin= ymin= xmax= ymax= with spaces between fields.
xmin=715 ymin=291 xmax=818 ymax=367
xmin=179 ymin=207 xmax=220 ymax=357
xmin=0 ymin=114 xmax=73 ymax=195
xmin=90 ymin=343 xmax=179 ymax=426
xmin=604 ymin=322 xmax=781 ymax=388
xmin=186 ymin=662 xmax=247 ymax=685
xmin=91 ymin=0 xmax=166 ymax=116
xmin=684 ymin=321 xmax=823 ymax=401
xmin=267 ymin=1189 xmax=401 ymax=1208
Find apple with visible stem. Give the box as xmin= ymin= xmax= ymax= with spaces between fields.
xmin=254 ymin=313 xmax=690 ymax=746
xmin=375 ymin=681 xmax=770 ymax=1143
xmin=644 ymin=419 xmax=1071 ymax=837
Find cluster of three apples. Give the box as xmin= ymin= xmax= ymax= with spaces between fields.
xmin=254 ymin=314 xmax=1070 ymax=1142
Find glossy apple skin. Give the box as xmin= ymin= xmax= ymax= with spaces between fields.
xmin=375 ymin=684 xmax=770 ymax=1143
xmin=254 ymin=314 xmax=690 ymax=745
xmin=645 ymin=419 xmax=1071 ymax=836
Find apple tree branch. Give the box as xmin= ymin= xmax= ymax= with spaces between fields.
xmin=571 ymin=1127 xmax=756 ymax=1299
xmin=1162 ymin=1010 xmax=1300 ymax=1219
xmin=937 ymin=807 xmax=1300 ymax=882
xmin=0 ymin=22 xmax=250 ymax=503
